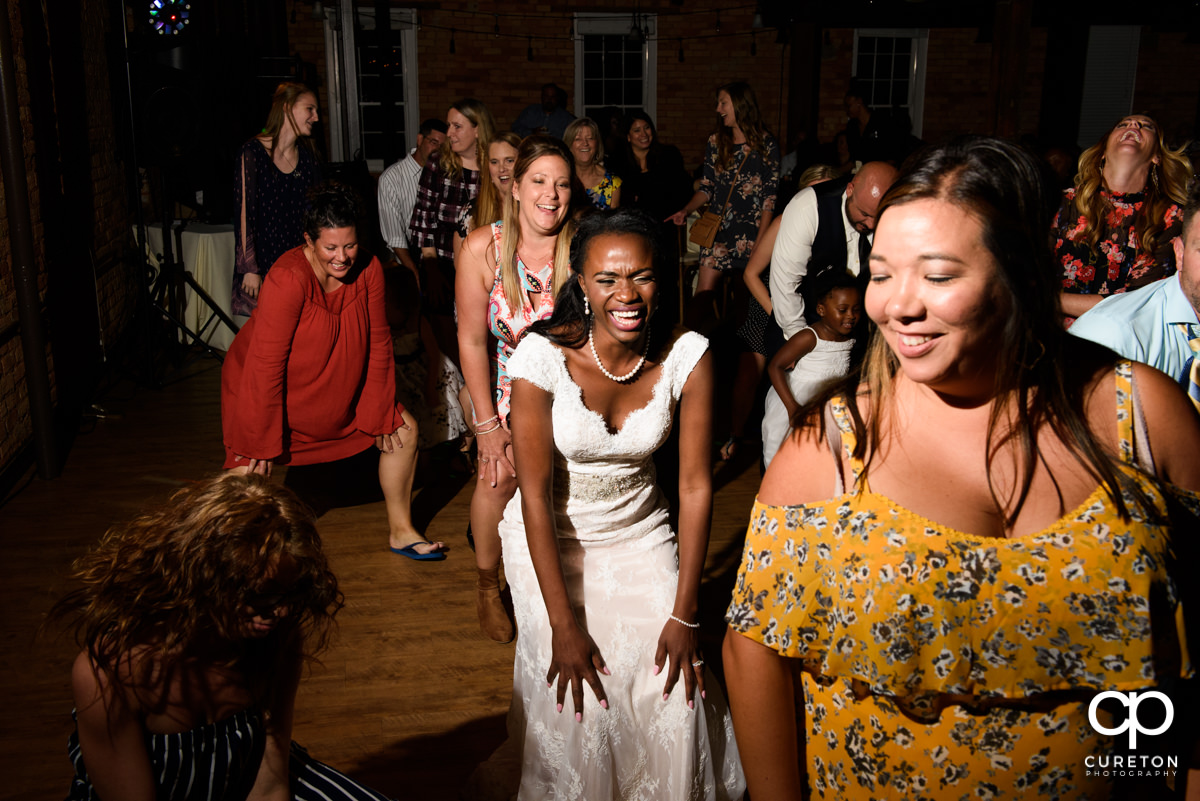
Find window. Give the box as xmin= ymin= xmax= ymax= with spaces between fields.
xmin=574 ymin=13 xmax=657 ymax=122
xmin=324 ymin=6 xmax=419 ymax=172
xmin=852 ymin=29 xmax=928 ymax=138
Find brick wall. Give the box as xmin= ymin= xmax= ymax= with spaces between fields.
xmin=817 ymin=27 xmax=1048 ymax=153
xmin=0 ymin=0 xmax=42 ymax=473
xmin=284 ymin=2 xmax=787 ymax=174
xmin=1134 ymin=29 xmax=1200 ymax=147
xmin=87 ymin=0 xmax=135 ymax=353
xmin=0 ymin=0 xmax=134 ymax=480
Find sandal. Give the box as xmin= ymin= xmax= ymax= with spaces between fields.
xmin=719 ymin=436 xmax=739 ymax=461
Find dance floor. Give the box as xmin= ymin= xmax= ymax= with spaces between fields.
xmin=0 ymin=353 xmax=762 ymax=800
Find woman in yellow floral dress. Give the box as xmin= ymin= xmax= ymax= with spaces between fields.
xmin=723 ymin=137 xmax=1200 ymax=800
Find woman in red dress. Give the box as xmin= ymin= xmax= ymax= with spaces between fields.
xmin=222 ymin=182 xmax=446 ymax=560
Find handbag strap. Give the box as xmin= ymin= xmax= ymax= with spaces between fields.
xmin=712 ymin=149 xmax=748 ymax=215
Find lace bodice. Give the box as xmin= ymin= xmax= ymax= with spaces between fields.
xmin=486 ymin=327 xmax=744 ymax=801
xmin=507 ymin=329 xmax=706 ymax=466
xmin=504 ymin=330 xmax=708 ymax=543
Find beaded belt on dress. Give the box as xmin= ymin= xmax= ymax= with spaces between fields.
xmin=554 ymin=467 xmax=655 ymax=503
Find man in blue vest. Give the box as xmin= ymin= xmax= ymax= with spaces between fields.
xmin=770 ymin=162 xmax=897 ymax=339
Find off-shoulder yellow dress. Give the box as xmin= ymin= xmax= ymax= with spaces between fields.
xmin=727 ymin=363 xmax=1197 ymax=799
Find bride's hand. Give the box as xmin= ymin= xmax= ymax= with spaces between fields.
xmin=654 ymin=618 xmax=705 ymax=708
xmin=547 ymin=623 xmax=610 ymax=722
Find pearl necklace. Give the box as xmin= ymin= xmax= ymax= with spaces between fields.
xmin=589 ymin=322 xmax=650 ymax=383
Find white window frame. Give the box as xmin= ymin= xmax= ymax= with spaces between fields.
xmin=324 ymin=6 xmax=419 ymax=172
xmin=573 ymin=13 xmax=658 ymax=122
xmin=852 ymin=28 xmax=928 ymax=139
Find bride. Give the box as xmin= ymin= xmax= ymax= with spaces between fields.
xmin=484 ymin=209 xmax=744 ymax=799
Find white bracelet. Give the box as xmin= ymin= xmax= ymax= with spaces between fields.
xmin=669 ymin=614 xmax=700 ymax=629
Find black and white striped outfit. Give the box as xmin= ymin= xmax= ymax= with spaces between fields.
xmin=66 ymin=708 xmax=393 ymax=800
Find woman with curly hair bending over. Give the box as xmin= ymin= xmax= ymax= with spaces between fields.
xmin=53 ymin=473 xmax=393 ymax=801
xmin=1053 ymin=114 xmax=1190 ymax=321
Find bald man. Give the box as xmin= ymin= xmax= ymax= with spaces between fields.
xmin=770 ymin=162 xmax=898 ymax=338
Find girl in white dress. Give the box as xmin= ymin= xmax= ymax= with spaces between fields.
xmin=478 ymin=209 xmax=744 ymax=800
xmin=761 ymin=274 xmax=861 ymax=469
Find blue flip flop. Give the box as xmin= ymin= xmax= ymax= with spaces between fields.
xmin=390 ymin=541 xmax=448 ymax=561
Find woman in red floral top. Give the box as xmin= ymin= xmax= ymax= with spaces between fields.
xmin=1052 ymin=114 xmax=1191 ymax=321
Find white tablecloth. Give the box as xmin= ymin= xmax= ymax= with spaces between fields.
xmin=141 ymin=222 xmax=238 ymax=351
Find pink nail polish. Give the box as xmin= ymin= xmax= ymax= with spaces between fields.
xmin=701 ymin=690 xmax=707 ymax=700
xmin=688 ymin=700 xmax=694 ymax=709
xmin=600 ymin=699 xmax=608 ymax=709
xmin=556 ymin=703 xmax=563 ymax=713
xmin=575 ymin=712 xmax=582 ymax=722
xmin=652 ymin=665 xmax=660 ymax=675
xmin=663 ymin=693 xmax=669 ymax=701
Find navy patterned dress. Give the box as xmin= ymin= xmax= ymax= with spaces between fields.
xmin=232 ymin=139 xmax=321 ymax=317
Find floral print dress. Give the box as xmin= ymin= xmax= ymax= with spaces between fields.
xmin=485 ymin=221 xmax=555 ymax=424
xmin=585 ymin=169 xmax=622 ymax=210
xmin=727 ymin=363 xmax=1198 ymax=800
xmin=698 ymin=133 xmax=780 ymax=272
xmin=1053 ymin=187 xmax=1182 ymax=297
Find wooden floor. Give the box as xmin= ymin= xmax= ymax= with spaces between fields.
xmin=0 ymin=352 xmax=763 ymax=801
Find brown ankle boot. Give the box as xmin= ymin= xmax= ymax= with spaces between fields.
xmin=476 ymin=566 xmax=515 ymax=643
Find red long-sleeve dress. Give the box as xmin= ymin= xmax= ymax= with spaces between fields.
xmin=221 ymin=247 xmax=404 ymax=468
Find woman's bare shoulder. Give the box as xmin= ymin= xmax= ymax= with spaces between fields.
xmin=757 ymin=389 xmax=866 ymax=507
xmin=457 ymin=225 xmax=497 ymax=271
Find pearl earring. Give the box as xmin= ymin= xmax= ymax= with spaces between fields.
xmin=584 ymin=295 xmax=590 ymax=316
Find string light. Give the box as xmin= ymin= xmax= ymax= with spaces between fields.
xmin=716 ymin=10 xmax=721 ymax=32
xmin=493 ymin=14 xmax=500 ymax=38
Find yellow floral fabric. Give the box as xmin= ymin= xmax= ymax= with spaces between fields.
xmin=585 ymin=170 xmax=622 ymax=210
xmin=727 ymin=363 xmax=1198 ymax=799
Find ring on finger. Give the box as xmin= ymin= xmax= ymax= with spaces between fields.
xmin=481 ymin=457 xmax=490 ymax=463
xmin=692 ymin=660 xmax=704 ymax=667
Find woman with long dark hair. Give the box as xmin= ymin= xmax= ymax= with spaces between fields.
xmin=478 ymin=208 xmax=744 ymax=799
xmin=667 ymin=82 xmax=779 ymax=308
xmin=724 ymin=136 xmax=1200 ymax=800
xmin=222 ymin=182 xmax=444 ymax=560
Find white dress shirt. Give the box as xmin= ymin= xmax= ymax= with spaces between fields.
xmin=378 ymin=149 xmax=422 ymax=251
xmin=769 ymin=186 xmax=869 ymax=340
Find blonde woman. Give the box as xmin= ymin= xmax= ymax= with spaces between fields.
xmin=410 ymin=99 xmax=496 ymax=360
xmin=566 ymin=117 xmax=621 ymax=210
xmin=455 ymin=135 xmax=575 ymax=642
xmin=454 ymin=131 xmax=522 ymax=257
xmin=1053 ymin=113 xmax=1191 ymax=320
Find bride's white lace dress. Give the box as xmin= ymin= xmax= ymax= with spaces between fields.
xmin=487 ymin=330 xmax=744 ymax=801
